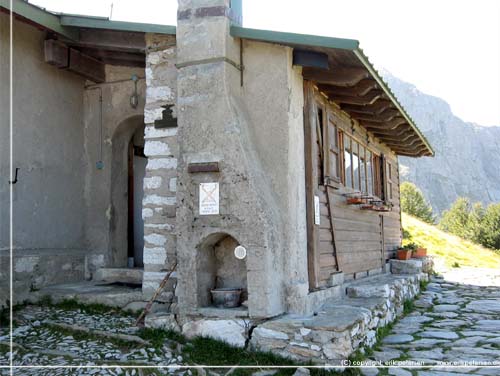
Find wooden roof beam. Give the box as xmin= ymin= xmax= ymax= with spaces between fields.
xmin=394 ymin=146 xmax=430 ymax=157
xmin=361 ymin=118 xmax=407 ymax=130
xmin=318 ymin=79 xmax=378 ymax=97
xmin=341 ymin=100 xmax=393 ymax=115
xmin=377 ymin=134 xmax=420 ymax=144
xmin=351 ymin=109 xmax=400 ymax=123
xmin=364 ymin=122 xmax=409 ymax=135
xmin=329 ymin=90 xmax=384 ymax=106
xmin=303 ymin=66 xmax=370 ymax=87
xmin=384 ymin=139 xmax=424 ymax=150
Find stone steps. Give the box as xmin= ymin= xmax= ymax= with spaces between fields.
xmin=31 ymin=281 xmax=144 ymax=310
xmin=94 ymin=267 xmax=144 ymax=285
xmin=249 ymin=271 xmax=429 ymax=364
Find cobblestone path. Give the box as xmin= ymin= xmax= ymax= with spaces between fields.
xmin=0 ymin=306 xmax=188 ymax=376
xmin=365 ymin=269 xmax=500 ymax=376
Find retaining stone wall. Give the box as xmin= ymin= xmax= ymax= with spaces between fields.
xmin=250 ymin=272 xmax=429 ymax=364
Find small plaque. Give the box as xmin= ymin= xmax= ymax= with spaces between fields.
xmin=199 ymin=182 xmax=219 ymax=215
xmin=234 ymin=246 xmax=247 ymax=260
xmin=314 ymin=195 xmax=320 ymax=225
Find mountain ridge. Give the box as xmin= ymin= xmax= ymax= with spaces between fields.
xmin=381 ymin=71 xmax=500 ymax=215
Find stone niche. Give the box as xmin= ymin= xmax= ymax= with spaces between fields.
xmin=197 ymin=233 xmax=248 ymax=308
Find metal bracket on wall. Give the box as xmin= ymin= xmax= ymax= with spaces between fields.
xmin=8 ymin=167 xmax=19 ymax=184
xmin=175 ymin=56 xmax=243 ymax=71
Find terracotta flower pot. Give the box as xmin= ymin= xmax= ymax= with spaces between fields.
xmin=412 ymin=247 xmax=427 ymax=258
xmin=397 ymin=249 xmax=412 ymax=260
xmin=347 ymin=197 xmax=363 ymax=205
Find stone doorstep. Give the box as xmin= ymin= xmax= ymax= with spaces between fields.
xmin=31 ymin=281 xmax=144 ymax=309
xmin=94 ymin=267 xmax=144 ymax=285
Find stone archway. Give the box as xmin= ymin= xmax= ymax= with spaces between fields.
xmin=109 ymin=115 xmax=146 ymax=268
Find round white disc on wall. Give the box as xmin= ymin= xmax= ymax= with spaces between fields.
xmin=234 ymin=245 xmax=247 ymax=260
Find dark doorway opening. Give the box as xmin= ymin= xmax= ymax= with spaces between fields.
xmin=127 ymin=127 xmax=147 ymax=268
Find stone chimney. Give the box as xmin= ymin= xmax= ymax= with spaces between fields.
xmin=175 ymin=0 xmax=288 ymax=318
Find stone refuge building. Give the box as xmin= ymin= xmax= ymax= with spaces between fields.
xmin=1 ymin=0 xmax=434 ymax=362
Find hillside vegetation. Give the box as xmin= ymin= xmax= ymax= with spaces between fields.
xmin=402 ymin=213 xmax=500 ymax=269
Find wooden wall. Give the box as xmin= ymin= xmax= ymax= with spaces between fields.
xmin=304 ymin=82 xmax=403 ymax=288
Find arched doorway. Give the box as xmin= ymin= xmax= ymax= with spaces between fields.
xmin=110 ymin=116 xmax=146 ymax=269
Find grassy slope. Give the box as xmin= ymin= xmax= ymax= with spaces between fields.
xmin=402 ymin=213 xmax=500 ymax=268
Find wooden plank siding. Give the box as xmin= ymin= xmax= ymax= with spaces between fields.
xmin=304 ymin=82 xmax=402 ymax=287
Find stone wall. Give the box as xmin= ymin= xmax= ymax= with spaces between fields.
xmin=250 ymin=269 xmax=430 ymax=364
xmin=141 ymin=33 xmax=178 ymax=304
xmin=149 ymin=259 xmax=433 ymax=364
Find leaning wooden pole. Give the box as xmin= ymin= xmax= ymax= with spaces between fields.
xmin=325 ymin=186 xmax=341 ymax=272
xmin=135 ymin=262 xmax=177 ymax=327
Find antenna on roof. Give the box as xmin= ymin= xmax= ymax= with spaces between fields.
xmin=109 ymin=2 xmax=114 ymax=20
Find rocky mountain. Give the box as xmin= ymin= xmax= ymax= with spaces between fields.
xmin=382 ymin=71 xmax=500 ymax=216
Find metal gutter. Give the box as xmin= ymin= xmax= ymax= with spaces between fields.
xmin=353 ymin=48 xmax=434 ymax=156
xmin=230 ymin=26 xmax=359 ymax=51
xmin=60 ymin=15 xmax=176 ymax=35
xmin=0 ymin=0 xmax=78 ymax=40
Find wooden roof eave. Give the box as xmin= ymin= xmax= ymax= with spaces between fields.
xmin=229 ymin=26 xmax=435 ymax=157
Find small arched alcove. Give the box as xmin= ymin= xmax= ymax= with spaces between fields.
xmin=196 ymin=233 xmax=248 ymax=308
xmin=110 ymin=115 xmax=146 ymax=268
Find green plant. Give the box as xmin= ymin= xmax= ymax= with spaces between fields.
xmin=403 ymin=299 xmax=415 ymax=315
xmin=402 ymin=242 xmax=418 ymax=252
xmin=452 ymin=261 xmax=460 ymax=268
xmin=400 ymin=182 xmax=434 ymax=224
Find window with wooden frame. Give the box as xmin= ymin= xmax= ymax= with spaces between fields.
xmin=326 ymin=116 xmax=341 ymax=183
xmin=341 ymin=133 xmax=384 ymax=198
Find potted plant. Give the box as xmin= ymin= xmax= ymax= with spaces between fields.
xmin=397 ymin=242 xmax=417 ymax=260
xmin=412 ymin=245 xmax=427 ymax=258
xmin=347 ymin=196 xmax=364 ymax=205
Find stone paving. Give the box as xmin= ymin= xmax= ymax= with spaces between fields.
xmin=364 ymin=269 xmax=500 ymax=375
xmin=0 ymin=306 xmax=188 ymax=376
xmin=1 ymin=268 xmax=500 ymax=375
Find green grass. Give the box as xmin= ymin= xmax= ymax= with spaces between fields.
xmin=402 ymin=213 xmax=500 ymax=268
xmin=137 ymin=329 xmax=347 ymax=376
xmin=403 ymin=299 xmax=415 ymax=315
xmin=138 ymin=327 xmax=186 ymax=347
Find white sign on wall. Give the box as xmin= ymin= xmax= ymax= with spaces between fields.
xmin=199 ymin=182 xmax=220 ymax=215
xmin=314 ymin=195 xmax=320 ymax=225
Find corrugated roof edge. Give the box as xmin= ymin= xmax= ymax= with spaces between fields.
xmin=60 ymin=15 xmax=176 ymax=35
xmin=231 ymin=25 xmax=434 ymax=157
xmin=0 ymin=0 xmax=78 ymax=39
xmin=230 ymin=26 xmax=359 ymax=50
xmin=0 ymin=0 xmax=176 ymax=39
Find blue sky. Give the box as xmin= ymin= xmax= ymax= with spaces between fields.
xmin=30 ymin=0 xmax=500 ymax=127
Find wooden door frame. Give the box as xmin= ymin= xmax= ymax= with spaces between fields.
xmin=304 ymin=81 xmax=321 ymax=290
xmin=127 ymin=140 xmax=135 ymax=262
